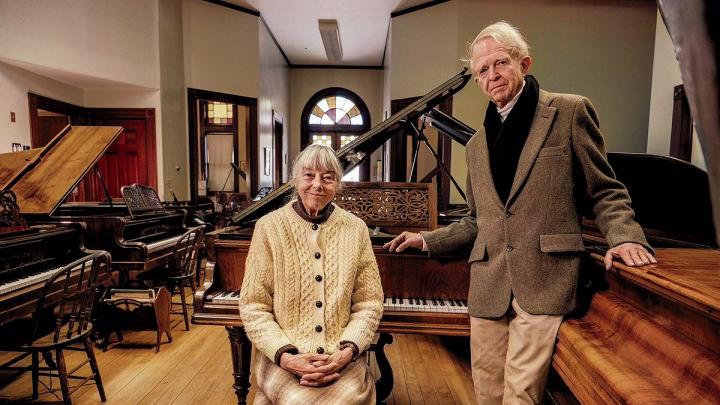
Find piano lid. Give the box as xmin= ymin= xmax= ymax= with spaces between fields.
xmin=1 ymin=125 xmax=123 ymax=216
xmin=230 ymin=69 xmax=472 ymax=225
xmin=0 ymin=149 xmax=42 ymax=191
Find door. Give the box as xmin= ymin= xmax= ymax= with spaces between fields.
xmin=71 ymin=109 xmax=156 ymax=201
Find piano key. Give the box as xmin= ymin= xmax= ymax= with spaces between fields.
xmin=0 ymin=260 xmax=92 ymax=295
xmin=146 ymin=234 xmax=184 ymax=253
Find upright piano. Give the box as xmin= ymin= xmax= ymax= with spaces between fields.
xmin=2 ymin=125 xmax=189 ymax=285
xmin=192 ymin=70 xmax=473 ymax=404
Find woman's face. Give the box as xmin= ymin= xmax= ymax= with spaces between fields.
xmin=297 ymin=167 xmax=338 ymax=215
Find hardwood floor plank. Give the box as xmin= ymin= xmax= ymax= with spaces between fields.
xmin=1 ymin=312 xmax=474 ymax=405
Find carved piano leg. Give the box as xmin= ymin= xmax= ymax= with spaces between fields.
xmin=373 ymin=332 xmax=394 ymax=403
xmin=226 ymin=326 xmax=252 ymax=405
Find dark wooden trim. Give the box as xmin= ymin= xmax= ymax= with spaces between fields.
xmin=203 ymin=0 xmax=259 ymax=16
xmin=391 ymin=0 xmax=450 ymax=18
xmin=272 ymin=111 xmax=284 ymax=188
xmin=188 ymin=88 xmax=258 ymax=202
xmin=390 ymin=96 xmax=453 ymax=208
xmin=27 ymin=93 xmax=85 ymax=148
xmin=260 ymin=15 xmax=291 ymax=66
xmin=300 ymin=87 xmax=372 ymax=181
xmin=381 ymin=22 xmax=390 ymax=67
xmin=670 ymin=84 xmax=693 ymax=162
xmin=389 ymin=98 xmax=413 ymax=182
xmin=290 ymin=65 xmax=384 ymax=70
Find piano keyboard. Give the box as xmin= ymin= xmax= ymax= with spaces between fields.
xmin=0 ymin=260 xmax=92 ymax=295
xmin=146 ymin=234 xmax=183 ymax=253
xmin=206 ymin=292 xmax=468 ymax=314
xmin=208 ymin=291 xmax=241 ymax=305
xmin=383 ymin=297 xmax=468 ymax=313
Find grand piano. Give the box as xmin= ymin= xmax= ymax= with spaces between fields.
xmin=1 ymin=125 xmax=190 ymax=286
xmin=193 ymin=66 xmax=720 ymax=405
xmin=192 ymin=70 xmax=473 ymax=404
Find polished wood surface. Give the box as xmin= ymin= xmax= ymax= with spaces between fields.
xmin=0 ymin=316 xmax=474 ymax=404
xmin=553 ymin=248 xmax=720 ymax=404
xmin=0 ymin=149 xmax=41 ymax=190
xmin=8 ymin=126 xmax=123 ymax=215
xmin=337 ymin=182 xmax=438 ymax=233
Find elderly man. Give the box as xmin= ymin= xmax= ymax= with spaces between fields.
xmin=384 ymin=21 xmax=656 ymax=404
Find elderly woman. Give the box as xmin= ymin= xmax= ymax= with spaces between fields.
xmin=239 ymin=144 xmax=384 ymax=405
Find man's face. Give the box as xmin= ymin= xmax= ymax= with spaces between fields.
xmin=470 ymin=37 xmax=532 ymax=108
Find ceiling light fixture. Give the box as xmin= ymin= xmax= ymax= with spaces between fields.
xmin=319 ymin=19 xmax=342 ymax=62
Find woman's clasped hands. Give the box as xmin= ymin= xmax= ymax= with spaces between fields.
xmin=279 ymin=348 xmax=354 ymax=387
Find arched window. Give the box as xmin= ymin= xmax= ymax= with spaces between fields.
xmin=301 ymin=88 xmax=371 ymax=181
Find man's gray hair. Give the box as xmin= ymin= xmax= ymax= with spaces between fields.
xmin=467 ymin=21 xmax=530 ymax=71
xmin=291 ymin=143 xmax=344 ymax=189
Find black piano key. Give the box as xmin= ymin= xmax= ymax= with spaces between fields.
xmin=432 ymin=298 xmax=438 ymax=306
xmin=449 ymin=299 xmax=456 ymax=306
xmin=461 ymin=299 xmax=468 ymax=306
xmin=392 ymin=297 xmax=396 ymax=304
xmin=422 ymin=298 xmax=427 ymax=305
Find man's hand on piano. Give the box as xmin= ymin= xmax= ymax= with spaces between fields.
xmin=604 ymin=242 xmax=657 ymax=270
xmin=384 ymin=231 xmax=424 ymax=252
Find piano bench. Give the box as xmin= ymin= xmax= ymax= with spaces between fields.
xmin=98 ymin=287 xmax=173 ymax=352
xmin=553 ymin=291 xmax=720 ymax=404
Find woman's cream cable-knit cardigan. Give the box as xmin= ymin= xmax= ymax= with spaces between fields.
xmin=239 ymin=201 xmax=384 ymax=362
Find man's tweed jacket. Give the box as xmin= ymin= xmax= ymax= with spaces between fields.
xmin=421 ymin=89 xmax=649 ymax=318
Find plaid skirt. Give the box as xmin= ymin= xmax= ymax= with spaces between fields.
xmin=252 ymin=350 xmax=375 ymax=405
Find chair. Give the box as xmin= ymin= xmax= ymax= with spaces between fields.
xmin=137 ymin=227 xmax=204 ymax=330
xmin=0 ymin=251 xmax=110 ymax=405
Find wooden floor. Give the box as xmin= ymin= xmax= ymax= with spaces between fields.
xmin=0 ymin=306 xmax=474 ymax=404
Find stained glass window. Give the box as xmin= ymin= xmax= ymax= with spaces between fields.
xmin=308 ymin=96 xmax=364 ymax=126
xmin=206 ymin=101 xmax=233 ymax=125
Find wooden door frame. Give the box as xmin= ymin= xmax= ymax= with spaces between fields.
xmin=390 ymin=96 xmax=453 ymax=210
xmin=272 ymin=111 xmax=284 ymax=188
xmin=28 ymin=93 xmax=87 ymax=148
xmin=187 ymin=88 xmax=258 ymax=202
xmin=27 ymin=93 xmax=157 ymax=191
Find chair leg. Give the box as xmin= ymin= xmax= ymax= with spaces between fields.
xmin=55 ymin=348 xmax=71 ymax=405
xmin=31 ymin=351 xmax=39 ymax=399
xmin=166 ymin=328 xmax=173 ymax=343
xmin=156 ymin=331 xmax=162 ymax=353
xmin=84 ymin=337 xmax=106 ymax=401
xmin=179 ymin=285 xmax=190 ymax=331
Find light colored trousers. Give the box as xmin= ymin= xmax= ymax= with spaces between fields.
xmin=470 ymin=298 xmax=563 ymax=405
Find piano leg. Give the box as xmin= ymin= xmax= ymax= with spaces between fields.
xmin=226 ymin=326 xmax=252 ymax=405
xmin=373 ymin=332 xmax=394 ymax=403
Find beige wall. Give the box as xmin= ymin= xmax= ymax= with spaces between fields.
xmin=0 ymin=62 xmax=84 ymax=152
xmin=389 ymin=0 xmax=657 ymax=203
xmin=289 ymin=69 xmax=384 ymax=168
xmin=647 ymin=10 xmax=706 ymax=170
xmin=258 ymin=20 xmax=290 ymax=187
xmin=182 ymin=0 xmax=259 ymax=97
xmin=159 ymin=0 xmax=189 ymax=199
xmin=0 ymin=0 xmax=159 ymax=89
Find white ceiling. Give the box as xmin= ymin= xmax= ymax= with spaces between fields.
xmin=228 ymin=0 xmax=435 ymax=66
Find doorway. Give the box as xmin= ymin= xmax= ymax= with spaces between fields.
xmin=28 ymin=93 xmax=157 ymax=201
xmin=187 ymin=88 xmax=257 ymax=203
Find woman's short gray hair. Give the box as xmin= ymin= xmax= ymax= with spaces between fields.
xmin=292 ymin=143 xmax=344 ymax=186
xmin=466 ymin=21 xmax=530 ymax=71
